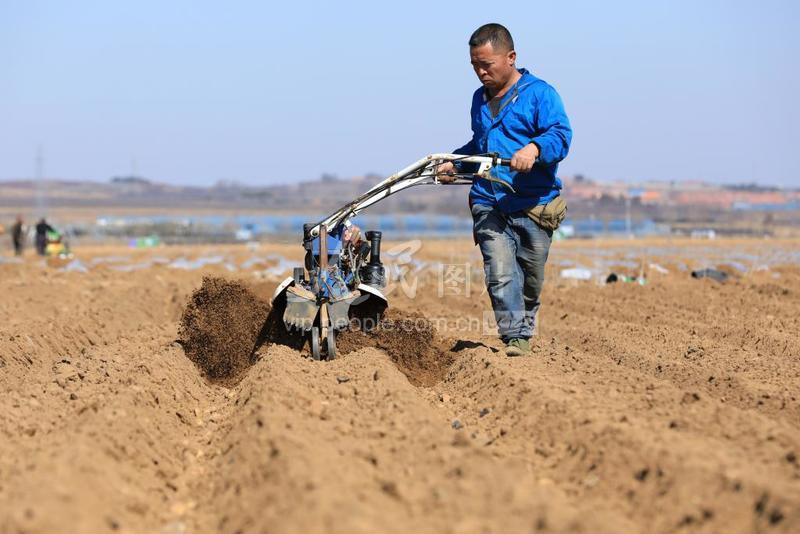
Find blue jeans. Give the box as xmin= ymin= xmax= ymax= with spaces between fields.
xmin=471 ymin=203 xmax=552 ymax=342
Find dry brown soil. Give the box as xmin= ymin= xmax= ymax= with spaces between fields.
xmin=1 ymin=239 xmax=799 ymax=533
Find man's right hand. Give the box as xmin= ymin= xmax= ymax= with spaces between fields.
xmin=436 ymin=161 xmax=456 ymax=183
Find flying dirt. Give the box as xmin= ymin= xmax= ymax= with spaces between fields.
xmin=179 ymin=276 xmax=454 ymax=387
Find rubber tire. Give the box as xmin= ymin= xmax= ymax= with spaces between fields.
xmin=326 ymin=328 xmax=336 ymax=360
xmin=310 ymin=326 xmax=321 ymax=361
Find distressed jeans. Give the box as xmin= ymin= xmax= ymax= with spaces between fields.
xmin=471 ymin=203 xmax=552 ymax=342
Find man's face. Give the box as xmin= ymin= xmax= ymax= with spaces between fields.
xmin=470 ymin=43 xmax=516 ymax=93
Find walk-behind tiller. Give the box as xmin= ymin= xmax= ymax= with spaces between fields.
xmin=271 ymin=153 xmax=512 ymax=360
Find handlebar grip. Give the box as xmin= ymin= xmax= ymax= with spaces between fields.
xmin=498 ymin=158 xmax=512 ymax=167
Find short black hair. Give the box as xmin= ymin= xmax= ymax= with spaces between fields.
xmin=469 ymin=23 xmax=514 ymax=53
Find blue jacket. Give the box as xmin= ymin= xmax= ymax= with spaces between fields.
xmin=454 ymin=68 xmax=572 ymax=213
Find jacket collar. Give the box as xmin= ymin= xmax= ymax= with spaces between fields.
xmin=481 ymin=68 xmax=537 ymax=125
xmin=482 ymin=68 xmax=537 ymax=103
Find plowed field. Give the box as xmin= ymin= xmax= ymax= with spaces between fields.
xmin=1 ymin=238 xmax=798 ymax=533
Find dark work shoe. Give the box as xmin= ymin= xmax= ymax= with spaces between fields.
xmin=505 ymin=338 xmax=531 ymax=357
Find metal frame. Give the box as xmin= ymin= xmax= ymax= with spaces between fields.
xmin=271 ymin=152 xmax=513 ymax=359
xmin=306 ymin=153 xmax=506 ymax=240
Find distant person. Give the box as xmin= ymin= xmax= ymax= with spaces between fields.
xmin=35 ymin=218 xmax=54 ymax=256
xmin=438 ymin=23 xmax=572 ymax=356
xmin=11 ymin=215 xmax=24 ymax=256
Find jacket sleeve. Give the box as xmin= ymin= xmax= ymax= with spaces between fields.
xmin=453 ymin=137 xmax=476 ymax=155
xmin=452 ymin=94 xmax=481 ymax=173
xmin=531 ymin=85 xmax=572 ymax=166
xmin=452 ymin=137 xmax=479 ymax=173
xmin=453 ymin=90 xmax=481 ymax=155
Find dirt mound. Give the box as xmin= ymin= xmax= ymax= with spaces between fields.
xmin=752 ymin=282 xmax=791 ymax=297
xmin=178 ymin=277 xmax=271 ymax=383
xmin=337 ymin=310 xmax=453 ymax=386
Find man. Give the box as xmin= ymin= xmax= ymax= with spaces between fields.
xmin=11 ymin=215 xmax=24 ymax=256
xmin=439 ymin=23 xmax=572 ymax=356
xmin=35 ymin=218 xmax=54 ymax=256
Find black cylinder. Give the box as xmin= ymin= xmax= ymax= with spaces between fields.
xmin=302 ymin=223 xmax=315 ymax=249
xmin=360 ymin=263 xmax=386 ymax=288
xmin=365 ymin=230 xmax=382 ymax=264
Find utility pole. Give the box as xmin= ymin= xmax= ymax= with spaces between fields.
xmin=625 ymin=195 xmax=632 ymax=239
xmin=35 ymin=145 xmax=46 ymax=217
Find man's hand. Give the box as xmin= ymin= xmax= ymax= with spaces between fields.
xmin=510 ymin=143 xmax=539 ymax=173
xmin=436 ymin=161 xmax=457 ymax=183
xmin=343 ymin=224 xmax=362 ymax=243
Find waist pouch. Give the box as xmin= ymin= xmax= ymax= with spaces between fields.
xmin=526 ymin=195 xmax=567 ymax=231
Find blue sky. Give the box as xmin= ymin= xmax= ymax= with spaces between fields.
xmin=1 ymin=0 xmax=798 ymax=186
